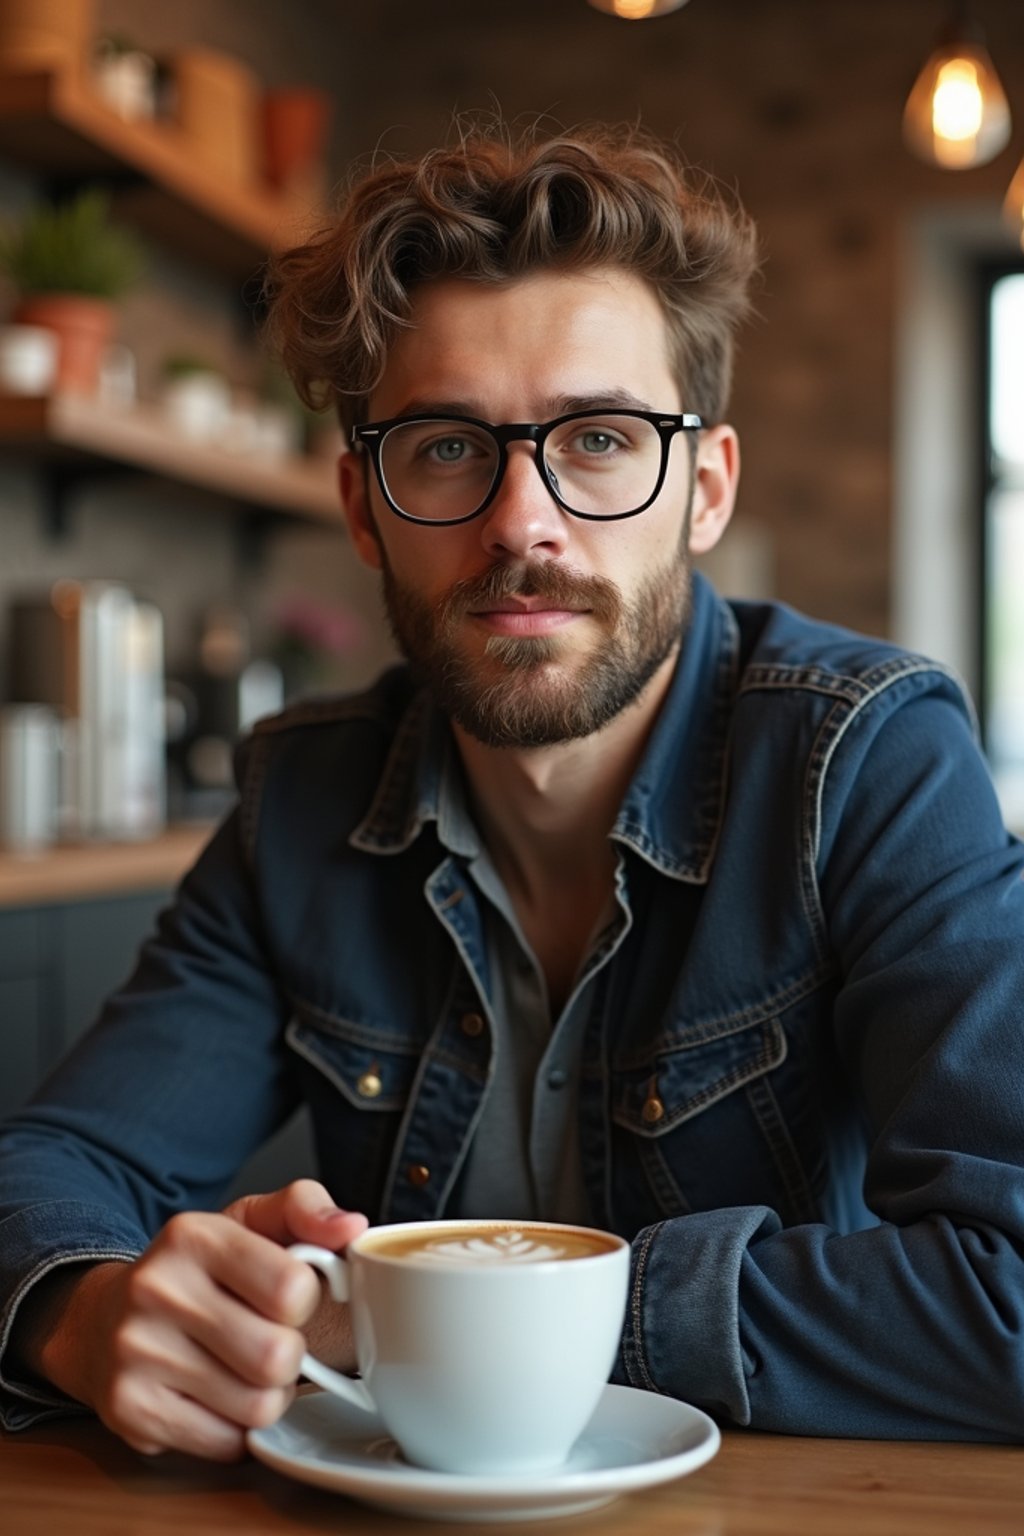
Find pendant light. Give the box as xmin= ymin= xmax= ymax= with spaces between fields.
xmin=587 ymin=0 xmax=691 ymax=18
xmin=1004 ymin=157 xmax=1024 ymax=252
xmin=902 ymin=2 xmax=1011 ymax=169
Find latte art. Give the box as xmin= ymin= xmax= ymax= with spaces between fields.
xmin=419 ymin=1231 xmax=567 ymax=1264
xmin=360 ymin=1220 xmax=619 ymax=1266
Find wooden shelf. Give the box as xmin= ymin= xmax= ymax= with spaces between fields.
xmin=0 ymin=823 xmax=213 ymax=908
xmin=0 ymin=68 xmax=316 ymax=278
xmin=0 ymin=393 xmax=344 ymax=525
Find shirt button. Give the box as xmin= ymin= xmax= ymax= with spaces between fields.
xmin=356 ymin=1071 xmax=383 ymax=1099
xmin=642 ymin=1095 xmax=666 ymax=1125
xmin=460 ymin=1012 xmax=485 ymax=1038
xmin=547 ymin=1068 xmax=569 ymax=1090
xmin=407 ymin=1164 xmax=431 ymax=1187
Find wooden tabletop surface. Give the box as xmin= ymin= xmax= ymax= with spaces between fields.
xmin=3 ymin=1408 xmax=1022 ymax=1535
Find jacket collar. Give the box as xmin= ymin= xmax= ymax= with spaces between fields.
xmin=351 ymin=571 xmax=738 ymax=884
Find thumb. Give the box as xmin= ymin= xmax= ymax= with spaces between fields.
xmin=226 ymin=1178 xmax=370 ymax=1252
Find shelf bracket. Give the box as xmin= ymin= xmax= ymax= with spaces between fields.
xmin=38 ymin=463 xmax=82 ymax=541
xmin=36 ymin=460 xmax=136 ymax=542
xmin=235 ymin=507 xmax=283 ymax=570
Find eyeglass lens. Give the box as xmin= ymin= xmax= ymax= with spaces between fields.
xmin=377 ymin=414 xmax=665 ymax=522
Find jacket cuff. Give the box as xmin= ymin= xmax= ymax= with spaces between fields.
xmin=612 ymin=1204 xmax=780 ymax=1424
xmin=0 ymin=1202 xmax=145 ymax=1431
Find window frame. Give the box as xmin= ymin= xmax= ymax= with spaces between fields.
xmin=976 ymin=258 xmax=1024 ymax=771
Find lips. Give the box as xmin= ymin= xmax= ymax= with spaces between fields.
xmin=469 ymin=597 xmax=589 ymax=616
xmin=440 ymin=561 xmax=622 ymax=632
xmin=470 ymin=603 xmax=585 ymax=637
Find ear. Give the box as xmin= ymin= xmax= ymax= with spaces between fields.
xmin=688 ymin=424 xmax=740 ymax=557
xmin=339 ymin=450 xmax=383 ymax=571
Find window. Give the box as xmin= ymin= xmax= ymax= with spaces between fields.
xmin=981 ymin=266 xmax=1024 ymax=825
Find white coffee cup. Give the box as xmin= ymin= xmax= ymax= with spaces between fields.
xmin=289 ymin=1218 xmax=630 ymax=1477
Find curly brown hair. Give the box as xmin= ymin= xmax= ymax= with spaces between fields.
xmin=265 ymin=122 xmax=759 ymax=434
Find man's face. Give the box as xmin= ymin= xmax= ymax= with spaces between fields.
xmin=341 ymin=266 xmax=733 ymax=748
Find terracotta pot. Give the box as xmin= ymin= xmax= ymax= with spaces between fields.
xmin=262 ymin=88 xmax=332 ymax=199
xmin=0 ymin=0 xmax=94 ymax=74
xmin=13 ymin=294 xmax=115 ymax=397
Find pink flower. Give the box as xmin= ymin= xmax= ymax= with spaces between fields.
xmin=272 ymin=597 xmax=364 ymax=657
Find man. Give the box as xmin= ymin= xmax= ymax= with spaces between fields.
xmin=1 ymin=125 xmax=1022 ymax=1458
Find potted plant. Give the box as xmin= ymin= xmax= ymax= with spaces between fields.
xmin=158 ymin=352 xmax=231 ymax=443
xmin=0 ymin=189 xmax=144 ymax=396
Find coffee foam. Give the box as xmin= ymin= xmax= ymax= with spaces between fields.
xmin=362 ymin=1223 xmax=617 ymax=1265
xmin=417 ymin=1231 xmax=569 ymax=1264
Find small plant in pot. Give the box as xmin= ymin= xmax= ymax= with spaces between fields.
xmin=0 ymin=189 xmax=144 ymax=397
xmin=159 ymin=352 xmax=231 ymax=443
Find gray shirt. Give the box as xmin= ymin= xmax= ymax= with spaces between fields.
xmin=437 ymin=760 xmax=628 ymax=1224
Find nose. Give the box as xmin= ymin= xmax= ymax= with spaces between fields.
xmin=479 ymin=442 xmax=570 ymax=562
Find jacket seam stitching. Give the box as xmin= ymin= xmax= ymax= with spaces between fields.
xmin=805 ymin=661 xmax=973 ymax=933
xmin=629 ymin=1224 xmax=662 ymax=1392
xmin=612 ymin=962 xmax=833 ymax=1067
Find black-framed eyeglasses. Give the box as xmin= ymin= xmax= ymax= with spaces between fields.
xmin=351 ymin=408 xmax=704 ymax=526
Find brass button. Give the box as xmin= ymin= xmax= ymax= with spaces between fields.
xmin=356 ymin=1071 xmax=383 ymax=1099
xmin=407 ymin=1163 xmax=431 ymax=1187
xmin=460 ymin=1012 xmax=485 ymax=1038
xmin=642 ymin=1095 xmax=666 ymax=1125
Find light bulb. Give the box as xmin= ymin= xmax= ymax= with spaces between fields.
xmin=903 ymin=14 xmax=1011 ymax=169
xmin=1004 ymin=157 xmax=1024 ymax=252
xmin=586 ymin=0 xmax=691 ymax=18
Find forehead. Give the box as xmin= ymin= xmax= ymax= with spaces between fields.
xmin=368 ymin=266 xmax=681 ymax=419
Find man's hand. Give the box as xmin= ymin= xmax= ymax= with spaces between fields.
xmin=22 ymin=1180 xmax=368 ymax=1461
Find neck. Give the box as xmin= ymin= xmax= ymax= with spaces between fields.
xmin=452 ymin=645 xmax=678 ymax=901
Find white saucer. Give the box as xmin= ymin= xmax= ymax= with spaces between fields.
xmin=248 ymin=1383 xmax=720 ymax=1523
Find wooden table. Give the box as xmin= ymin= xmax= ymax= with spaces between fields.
xmin=2 ymin=1411 xmax=1022 ymax=1535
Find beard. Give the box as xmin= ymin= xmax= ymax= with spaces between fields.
xmin=379 ymin=539 xmax=693 ymax=750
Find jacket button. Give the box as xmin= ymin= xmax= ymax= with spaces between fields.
xmin=356 ymin=1071 xmax=383 ymax=1099
xmin=642 ymin=1095 xmax=666 ymax=1125
xmin=460 ymin=1012 xmax=484 ymax=1038
xmin=407 ymin=1164 xmax=431 ymax=1187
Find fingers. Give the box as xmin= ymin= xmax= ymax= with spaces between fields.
xmin=155 ymin=1210 xmax=321 ymax=1327
xmin=75 ymin=1189 xmax=371 ymax=1463
xmin=91 ymin=1213 xmax=318 ymax=1460
xmin=225 ymin=1179 xmax=370 ymax=1254
xmin=105 ymin=1312 xmax=295 ymax=1461
xmin=125 ymin=1231 xmax=310 ymax=1381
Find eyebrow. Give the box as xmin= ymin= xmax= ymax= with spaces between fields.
xmin=388 ymin=389 xmax=656 ymax=422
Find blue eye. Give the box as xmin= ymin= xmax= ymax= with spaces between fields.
xmin=433 ymin=437 xmax=468 ymax=462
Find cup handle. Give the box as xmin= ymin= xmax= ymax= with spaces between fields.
xmin=287 ymin=1242 xmax=376 ymax=1413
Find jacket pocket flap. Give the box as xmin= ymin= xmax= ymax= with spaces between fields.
xmin=612 ymin=1015 xmax=786 ymax=1136
xmin=285 ymin=1009 xmax=421 ymax=1112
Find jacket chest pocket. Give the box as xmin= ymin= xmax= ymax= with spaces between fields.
xmin=285 ymin=1007 xmax=423 ymax=1216
xmin=609 ymin=1009 xmax=818 ymax=1228
xmin=613 ymin=1015 xmax=786 ymax=1133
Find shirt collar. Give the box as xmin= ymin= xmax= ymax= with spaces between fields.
xmin=351 ymin=571 xmax=738 ymax=884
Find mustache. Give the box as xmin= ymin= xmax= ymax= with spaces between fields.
xmin=440 ymin=562 xmax=622 ymax=627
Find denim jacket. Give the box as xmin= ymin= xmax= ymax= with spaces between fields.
xmin=2 ymin=573 xmax=1023 ymax=1440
